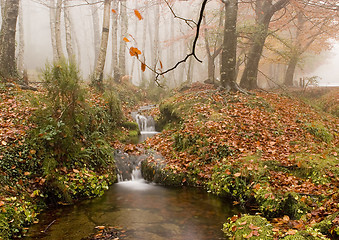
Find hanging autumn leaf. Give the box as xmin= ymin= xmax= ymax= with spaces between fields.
xmin=111 ymin=9 xmax=116 ymax=14
xmin=129 ymin=47 xmax=142 ymax=57
xmin=123 ymin=37 xmax=130 ymax=43
xmin=141 ymin=62 xmax=146 ymax=72
xmin=159 ymin=60 xmax=163 ymax=69
xmin=134 ymin=9 xmax=143 ymax=20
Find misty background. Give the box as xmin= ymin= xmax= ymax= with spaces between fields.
xmin=21 ymin=0 xmax=339 ymax=87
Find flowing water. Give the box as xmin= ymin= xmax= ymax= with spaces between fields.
xmin=25 ymin=175 xmax=240 ymax=240
xmin=24 ymin=109 xmax=241 ymax=239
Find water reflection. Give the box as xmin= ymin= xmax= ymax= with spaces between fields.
xmin=25 ymin=180 xmax=240 ymax=240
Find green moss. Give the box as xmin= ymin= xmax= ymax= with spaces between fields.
xmin=313 ymin=212 xmax=339 ymax=238
xmin=141 ymin=160 xmax=187 ymax=186
xmin=122 ymin=121 xmax=139 ymax=131
xmin=128 ymin=130 xmax=139 ymax=137
xmin=291 ymin=153 xmax=339 ymax=185
xmin=305 ymin=122 xmax=333 ymax=143
xmin=223 ymin=215 xmax=274 ymax=240
xmin=282 ymin=228 xmax=331 ymax=240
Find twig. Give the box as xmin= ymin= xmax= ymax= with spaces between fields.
xmin=43 ymin=220 xmax=56 ymax=233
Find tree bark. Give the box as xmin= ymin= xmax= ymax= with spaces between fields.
xmin=118 ymin=0 xmax=127 ymax=76
xmin=64 ymin=0 xmax=75 ymax=62
xmin=17 ymin=0 xmax=24 ymax=75
xmin=55 ymin=0 xmax=64 ymax=60
xmin=111 ymin=0 xmax=119 ymax=81
xmin=93 ymin=0 xmax=111 ymax=90
xmin=49 ymin=0 xmax=58 ymax=62
xmin=220 ymin=0 xmax=239 ymax=91
xmin=284 ymin=56 xmax=298 ymax=86
xmin=239 ymin=0 xmax=289 ymax=90
xmin=0 ymin=0 xmax=20 ymax=80
xmin=91 ymin=0 xmax=100 ymax=65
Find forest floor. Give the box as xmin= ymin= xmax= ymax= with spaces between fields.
xmin=0 ymin=82 xmax=338 ymax=239
xmin=142 ymin=83 xmax=339 ymax=239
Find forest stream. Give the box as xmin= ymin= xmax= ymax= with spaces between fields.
xmin=24 ymin=110 xmax=242 ymax=240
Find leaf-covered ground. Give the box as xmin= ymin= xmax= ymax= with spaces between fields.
xmin=144 ymin=83 xmax=339 ymax=238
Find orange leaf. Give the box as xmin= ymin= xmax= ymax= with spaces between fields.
xmin=159 ymin=60 xmax=163 ymax=69
xmin=129 ymin=47 xmax=142 ymax=57
xmin=141 ymin=62 xmax=146 ymax=72
xmin=111 ymin=9 xmax=116 ymax=14
xmin=123 ymin=37 xmax=130 ymax=43
xmin=134 ymin=9 xmax=143 ymax=20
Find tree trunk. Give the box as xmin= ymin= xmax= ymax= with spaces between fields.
xmin=220 ymin=0 xmax=240 ymax=91
xmin=140 ymin=0 xmax=148 ymax=86
xmin=285 ymin=56 xmax=298 ymax=86
xmin=55 ymin=0 xmax=64 ymax=60
xmin=17 ymin=0 xmax=24 ymax=76
xmin=118 ymin=0 xmax=127 ymax=76
xmin=49 ymin=0 xmax=58 ymax=62
xmin=93 ymin=0 xmax=111 ymax=90
xmin=91 ymin=0 xmax=100 ymax=65
xmin=240 ymin=0 xmax=289 ymax=90
xmin=111 ymin=0 xmax=119 ymax=81
xmin=64 ymin=0 xmax=75 ymax=62
xmin=0 ymin=0 xmax=19 ymax=80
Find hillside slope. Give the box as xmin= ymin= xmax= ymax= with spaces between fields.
xmin=144 ymin=83 xmax=339 ymax=238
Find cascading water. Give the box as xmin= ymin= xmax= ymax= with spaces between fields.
xmin=115 ymin=106 xmax=159 ymax=183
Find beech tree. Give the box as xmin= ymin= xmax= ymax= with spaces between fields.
xmin=0 ymin=0 xmax=20 ymax=80
xmin=93 ymin=0 xmax=112 ymax=90
xmin=239 ymin=0 xmax=290 ymax=90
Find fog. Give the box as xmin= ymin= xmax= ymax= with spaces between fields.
xmin=310 ymin=42 xmax=339 ymax=86
xmin=17 ymin=0 xmax=339 ymax=87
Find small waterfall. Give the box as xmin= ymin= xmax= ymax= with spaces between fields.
xmin=135 ymin=114 xmax=156 ymax=133
xmin=115 ymin=150 xmax=147 ymax=182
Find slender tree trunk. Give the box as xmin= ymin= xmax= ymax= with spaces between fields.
xmin=119 ymin=0 xmax=127 ymax=76
xmin=153 ymin=2 xmax=160 ymax=82
xmin=55 ymin=0 xmax=64 ymax=60
xmin=111 ymin=0 xmax=119 ymax=81
xmin=49 ymin=0 xmax=58 ymax=62
xmin=129 ymin=0 xmax=139 ymax=80
xmin=91 ymin=1 xmax=100 ymax=65
xmin=220 ymin=0 xmax=239 ymax=91
xmin=93 ymin=0 xmax=111 ymax=90
xmin=64 ymin=0 xmax=74 ymax=62
xmin=17 ymin=0 xmax=24 ymax=75
xmin=141 ymin=0 xmax=148 ymax=86
xmin=0 ymin=0 xmax=19 ymax=80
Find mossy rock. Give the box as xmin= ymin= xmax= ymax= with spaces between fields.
xmin=122 ymin=121 xmax=139 ymax=131
xmin=313 ymin=212 xmax=339 ymax=238
xmin=128 ymin=130 xmax=139 ymax=138
xmin=141 ymin=159 xmax=186 ymax=186
xmin=223 ymin=215 xmax=274 ymax=240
